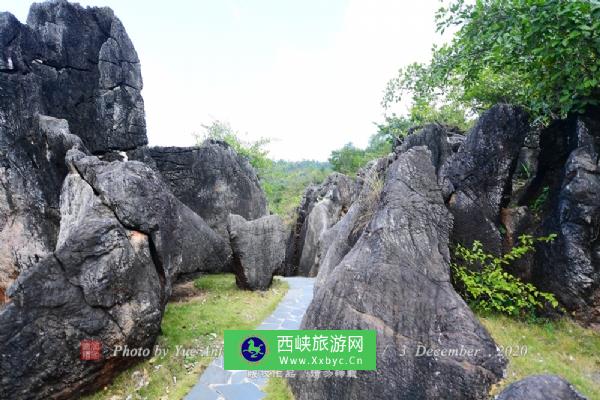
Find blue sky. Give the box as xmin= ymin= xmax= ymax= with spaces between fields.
xmin=4 ymin=0 xmax=444 ymax=161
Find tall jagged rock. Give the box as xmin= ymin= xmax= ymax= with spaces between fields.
xmin=128 ymin=141 xmax=269 ymax=238
xmin=313 ymin=156 xmax=391 ymax=292
xmin=439 ymin=104 xmax=529 ymax=255
xmin=291 ymin=147 xmax=506 ymax=400
xmin=0 ymin=1 xmax=147 ymax=304
xmin=284 ymin=172 xmax=355 ymax=276
xmin=533 ymin=111 xmax=600 ymax=327
xmin=18 ymin=0 xmax=146 ymax=152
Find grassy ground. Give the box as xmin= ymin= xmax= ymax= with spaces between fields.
xmin=261 ymin=314 xmax=600 ymax=400
xmin=480 ymin=314 xmax=600 ymax=399
xmin=264 ymin=377 xmax=295 ymax=400
xmin=85 ymin=274 xmax=288 ymax=400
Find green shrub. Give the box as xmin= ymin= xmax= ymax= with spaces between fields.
xmin=451 ymin=234 xmax=559 ymax=318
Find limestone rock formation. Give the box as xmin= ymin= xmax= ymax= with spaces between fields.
xmin=0 ymin=149 xmax=232 ymax=399
xmin=0 ymin=0 xmax=146 ymax=304
xmin=439 ymin=104 xmax=530 ymax=255
xmin=228 ymin=214 xmax=287 ymax=290
xmin=21 ymin=0 xmax=146 ymax=152
xmin=496 ymin=375 xmax=587 ymax=400
xmin=285 ymin=172 xmax=355 ymax=276
xmin=313 ymin=156 xmax=391 ymax=292
xmin=533 ymin=111 xmax=600 ymax=327
xmin=0 ymin=114 xmax=87 ymax=304
xmin=129 ymin=141 xmax=268 ymax=238
xmin=399 ymin=123 xmax=464 ymax=173
xmin=68 ymin=150 xmax=232 ymax=285
xmin=0 ymin=173 xmax=161 ymax=399
xmin=291 ymin=147 xmax=506 ymax=400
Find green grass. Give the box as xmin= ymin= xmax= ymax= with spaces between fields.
xmin=479 ymin=314 xmax=600 ymax=399
xmin=85 ymin=274 xmax=288 ymax=400
xmin=264 ymin=377 xmax=295 ymax=400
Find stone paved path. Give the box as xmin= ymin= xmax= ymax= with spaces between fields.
xmin=184 ymin=277 xmax=315 ymax=400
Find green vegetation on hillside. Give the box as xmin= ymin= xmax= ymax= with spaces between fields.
xmin=481 ymin=314 xmax=600 ymax=399
xmin=384 ymin=0 xmax=600 ymax=124
xmin=85 ymin=274 xmax=288 ymax=400
xmin=195 ymin=121 xmax=332 ymax=222
xmin=261 ymin=160 xmax=332 ymax=223
xmin=327 ymin=122 xmax=393 ymax=175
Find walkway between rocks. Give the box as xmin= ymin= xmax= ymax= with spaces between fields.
xmin=184 ymin=277 xmax=315 ymax=400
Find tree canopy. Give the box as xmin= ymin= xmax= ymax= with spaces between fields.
xmin=384 ymin=0 xmax=600 ymax=125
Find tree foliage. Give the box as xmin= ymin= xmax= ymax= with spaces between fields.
xmin=195 ymin=120 xmax=272 ymax=170
xmin=384 ymin=0 xmax=600 ymax=124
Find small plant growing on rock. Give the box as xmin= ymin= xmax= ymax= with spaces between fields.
xmin=452 ymin=234 xmax=559 ymax=318
xmin=531 ymin=186 xmax=550 ymax=214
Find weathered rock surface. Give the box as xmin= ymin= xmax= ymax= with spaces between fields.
xmin=496 ymin=375 xmax=587 ymax=400
xmin=534 ymin=112 xmax=600 ymax=327
xmin=0 ymin=1 xmax=147 ymax=303
xmin=291 ymin=147 xmax=506 ymax=400
xmin=3 ymin=1 xmax=147 ymax=153
xmin=68 ymin=150 xmax=232 ymax=285
xmin=0 ymin=173 xmax=162 ymax=399
xmin=0 ymin=114 xmax=87 ymax=304
xmin=313 ymin=156 xmax=391 ymax=292
xmin=285 ymin=172 xmax=355 ymax=276
xmin=0 ymin=148 xmax=233 ymax=399
xmin=228 ymin=214 xmax=287 ymax=290
xmin=129 ymin=141 xmax=268 ymax=238
xmin=399 ymin=123 xmax=464 ymax=173
xmin=439 ymin=104 xmax=529 ymax=255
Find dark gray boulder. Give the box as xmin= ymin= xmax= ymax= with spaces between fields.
xmin=291 ymin=147 xmax=506 ymax=400
xmin=228 ymin=214 xmax=287 ymax=290
xmin=286 ymin=172 xmax=355 ymax=276
xmin=0 ymin=149 xmax=233 ymax=398
xmin=67 ymin=150 xmax=232 ymax=288
xmin=496 ymin=375 xmax=587 ymax=400
xmin=0 ymin=173 xmax=162 ymax=399
xmin=129 ymin=141 xmax=268 ymax=238
xmin=439 ymin=104 xmax=529 ymax=255
xmin=534 ymin=112 xmax=600 ymax=327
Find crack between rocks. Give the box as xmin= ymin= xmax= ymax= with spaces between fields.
xmin=35 ymin=60 xmax=92 ymax=73
xmin=99 ymin=58 xmax=140 ymax=67
xmin=52 ymin=253 xmax=125 ymax=336
xmin=69 ymin=161 xmax=168 ymax=304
